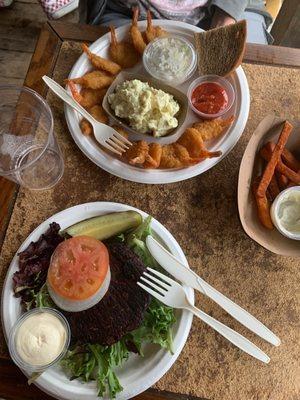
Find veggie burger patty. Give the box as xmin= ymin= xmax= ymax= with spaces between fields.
xmin=63 ymin=242 xmax=151 ymax=345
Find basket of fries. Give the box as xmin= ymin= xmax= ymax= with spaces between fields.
xmin=238 ymin=114 xmax=300 ymax=256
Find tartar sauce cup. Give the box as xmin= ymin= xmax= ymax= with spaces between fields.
xmin=270 ymin=186 xmax=300 ymax=240
xmin=187 ymin=75 xmax=235 ymax=119
xmin=9 ymin=307 xmax=70 ymax=373
xmin=143 ymin=35 xmax=197 ymax=86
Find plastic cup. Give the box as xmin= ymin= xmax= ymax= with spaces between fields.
xmin=0 ymin=85 xmax=64 ymax=190
xmin=8 ymin=307 xmax=70 ymax=374
xmin=187 ymin=75 xmax=235 ymax=119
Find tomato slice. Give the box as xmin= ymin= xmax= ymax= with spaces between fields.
xmin=47 ymin=236 xmax=109 ymax=301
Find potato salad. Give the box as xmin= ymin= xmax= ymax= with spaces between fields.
xmin=108 ymin=79 xmax=180 ymax=137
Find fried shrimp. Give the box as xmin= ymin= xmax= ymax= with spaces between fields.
xmin=192 ymin=116 xmax=234 ymax=141
xmin=111 ymin=125 xmax=129 ymax=140
xmin=67 ymin=70 xmax=114 ymax=90
xmin=144 ymin=143 xmax=162 ymax=168
xmin=82 ymin=43 xmax=121 ymax=75
xmin=145 ymin=10 xmax=167 ymax=43
xmin=124 ymin=140 xmax=149 ymax=165
xmin=79 ymin=105 xmax=108 ymax=136
xmin=178 ymin=128 xmax=222 ymax=159
xmin=130 ymin=7 xmax=147 ymax=55
xmin=109 ymin=25 xmax=140 ymax=69
xmin=68 ymin=82 xmax=107 ymax=108
xmin=160 ymin=143 xmax=201 ymax=169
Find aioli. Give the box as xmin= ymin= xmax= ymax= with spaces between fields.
xmin=15 ymin=312 xmax=67 ymax=366
xmin=277 ymin=190 xmax=300 ymax=234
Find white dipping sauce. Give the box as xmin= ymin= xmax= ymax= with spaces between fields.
xmin=15 ymin=312 xmax=67 ymax=366
xmin=143 ymin=36 xmax=196 ymax=85
xmin=277 ymin=190 xmax=300 ymax=234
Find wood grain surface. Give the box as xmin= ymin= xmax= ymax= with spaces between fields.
xmin=50 ymin=21 xmax=300 ymax=68
xmin=0 ymin=23 xmax=62 ymax=252
xmin=0 ymin=359 xmax=205 ymax=400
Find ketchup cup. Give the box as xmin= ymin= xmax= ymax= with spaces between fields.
xmin=187 ymin=75 xmax=235 ymax=119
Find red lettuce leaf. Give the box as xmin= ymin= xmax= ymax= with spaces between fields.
xmin=13 ymin=222 xmax=63 ymax=306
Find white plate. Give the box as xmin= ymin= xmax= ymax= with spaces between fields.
xmin=65 ymin=20 xmax=250 ymax=184
xmin=1 ymin=202 xmax=194 ymax=400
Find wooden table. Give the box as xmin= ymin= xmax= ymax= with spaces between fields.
xmin=0 ymin=21 xmax=300 ymax=400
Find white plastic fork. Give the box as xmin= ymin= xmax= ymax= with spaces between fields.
xmin=138 ymin=267 xmax=270 ymax=363
xmin=42 ymin=75 xmax=132 ymax=155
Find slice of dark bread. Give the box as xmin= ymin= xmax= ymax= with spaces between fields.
xmin=194 ymin=20 xmax=247 ymax=77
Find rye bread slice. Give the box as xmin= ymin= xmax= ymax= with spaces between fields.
xmin=194 ymin=20 xmax=247 ymax=77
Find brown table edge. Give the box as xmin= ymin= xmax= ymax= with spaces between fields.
xmin=0 ymin=354 xmax=207 ymax=400
xmin=49 ymin=21 xmax=300 ymax=68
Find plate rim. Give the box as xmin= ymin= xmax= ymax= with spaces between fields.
xmin=1 ymin=201 xmax=194 ymax=400
xmin=64 ymin=20 xmax=250 ymax=184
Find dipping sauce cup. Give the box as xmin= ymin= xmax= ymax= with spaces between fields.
xmin=8 ymin=307 xmax=70 ymax=374
xmin=143 ymin=36 xmax=197 ymax=86
xmin=187 ymin=75 xmax=235 ymax=119
xmin=270 ymin=186 xmax=300 ymax=240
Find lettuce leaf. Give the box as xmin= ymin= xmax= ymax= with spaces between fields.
xmin=126 ymin=216 xmax=160 ymax=269
xmin=61 ymin=341 xmax=129 ymax=398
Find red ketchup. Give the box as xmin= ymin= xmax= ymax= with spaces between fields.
xmin=191 ymin=82 xmax=228 ymax=115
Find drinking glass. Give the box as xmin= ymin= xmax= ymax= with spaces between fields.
xmin=0 ymin=85 xmax=64 ymax=190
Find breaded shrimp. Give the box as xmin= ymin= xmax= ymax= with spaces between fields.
xmin=82 ymin=43 xmax=121 ymax=75
xmin=160 ymin=143 xmax=201 ymax=169
xmin=111 ymin=125 xmax=129 ymax=140
xmin=68 ymin=82 xmax=106 ymax=108
xmin=67 ymin=70 xmax=114 ymax=90
xmin=144 ymin=143 xmax=162 ymax=168
xmin=109 ymin=25 xmax=140 ymax=69
xmin=130 ymin=7 xmax=147 ymax=55
xmin=178 ymin=128 xmax=222 ymax=159
xmin=124 ymin=140 xmax=149 ymax=165
xmin=145 ymin=10 xmax=167 ymax=43
xmin=79 ymin=104 xmax=108 ymax=136
xmin=192 ymin=116 xmax=234 ymax=141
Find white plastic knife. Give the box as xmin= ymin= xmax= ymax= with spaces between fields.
xmin=146 ymin=236 xmax=281 ymax=347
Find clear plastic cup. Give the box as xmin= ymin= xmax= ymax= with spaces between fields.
xmin=8 ymin=307 xmax=70 ymax=374
xmin=187 ymin=75 xmax=235 ymax=119
xmin=143 ymin=36 xmax=197 ymax=86
xmin=0 ymin=85 xmax=64 ymax=190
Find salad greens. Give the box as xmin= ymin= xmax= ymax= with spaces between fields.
xmin=25 ymin=216 xmax=176 ymax=399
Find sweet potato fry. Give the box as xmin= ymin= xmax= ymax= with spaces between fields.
xmin=266 ymin=141 xmax=300 ymax=172
xmin=260 ymin=143 xmax=300 ymax=184
xmin=252 ymin=176 xmax=273 ymax=229
xmin=256 ymin=121 xmax=293 ymax=198
xmin=255 ymin=194 xmax=274 ymax=229
xmin=276 ymin=172 xmax=289 ymax=191
xmin=268 ymin=174 xmax=280 ymax=201
xmin=282 ymin=148 xmax=300 ymax=171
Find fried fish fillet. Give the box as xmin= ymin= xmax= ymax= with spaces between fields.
xmin=192 ymin=116 xmax=234 ymax=141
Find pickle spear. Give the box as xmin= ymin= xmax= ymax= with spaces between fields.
xmin=64 ymin=211 xmax=142 ymax=240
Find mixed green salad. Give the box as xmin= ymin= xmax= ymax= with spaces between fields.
xmin=14 ymin=214 xmax=176 ymax=398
